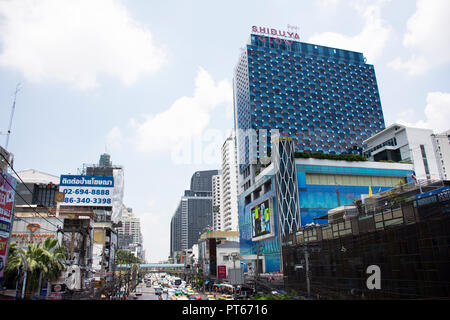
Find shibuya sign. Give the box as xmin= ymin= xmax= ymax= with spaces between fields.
xmin=251 ymin=25 xmax=300 ymax=44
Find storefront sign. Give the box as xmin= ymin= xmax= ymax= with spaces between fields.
xmin=11 ymin=233 xmax=56 ymax=245
xmin=27 ymin=223 xmax=40 ymax=233
xmin=217 ymin=265 xmax=227 ymax=279
xmin=0 ymin=170 xmax=16 ymax=279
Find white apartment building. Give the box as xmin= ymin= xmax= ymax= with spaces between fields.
xmin=432 ymin=130 xmax=450 ymax=180
xmin=117 ymin=207 xmax=142 ymax=246
xmin=363 ymin=123 xmax=441 ymax=181
xmin=212 ymin=174 xmax=223 ymax=231
xmin=221 ymin=132 xmax=240 ymax=232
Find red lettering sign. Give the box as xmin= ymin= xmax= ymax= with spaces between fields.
xmin=252 ymin=25 xmax=300 ymax=41
xmin=217 ymin=265 xmax=227 ymax=279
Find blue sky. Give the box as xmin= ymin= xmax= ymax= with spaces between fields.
xmin=0 ymin=0 xmax=449 ymax=262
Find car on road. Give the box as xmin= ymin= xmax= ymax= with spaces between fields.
xmin=135 ymin=287 xmax=142 ymax=296
xmin=218 ymin=294 xmax=233 ymax=300
xmin=186 ymin=289 xmax=195 ymax=296
xmin=206 ymin=295 xmax=215 ymax=300
xmin=192 ymin=294 xmax=202 ymax=300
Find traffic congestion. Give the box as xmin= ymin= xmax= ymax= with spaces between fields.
xmin=128 ymin=273 xmax=237 ymax=301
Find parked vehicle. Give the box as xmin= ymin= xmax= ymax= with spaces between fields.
xmin=135 ymin=287 xmax=142 ymax=296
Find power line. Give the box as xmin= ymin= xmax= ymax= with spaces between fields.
xmin=0 ymin=151 xmax=65 ymax=225
xmin=1 ymin=170 xmax=62 ymax=230
xmin=11 ymin=215 xmax=70 ymax=242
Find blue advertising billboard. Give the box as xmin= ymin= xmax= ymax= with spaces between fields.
xmin=59 ymin=175 xmax=114 ymax=206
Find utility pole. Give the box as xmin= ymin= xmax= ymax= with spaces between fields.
xmin=304 ymin=246 xmax=311 ymax=299
xmin=5 ymin=83 xmax=21 ymax=150
xmin=69 ymin=232 xmax=75 ymax=262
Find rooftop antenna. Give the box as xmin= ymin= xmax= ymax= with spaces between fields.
xmin=5 ymin=83 xmax=21 ymax=150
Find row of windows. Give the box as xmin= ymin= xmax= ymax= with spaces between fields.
xmin=297 ymin=165 xmax=410 ymax=177
xmin=250 ymin=35 xmax=365 ymax=64
xmin=364 ymin=137 xmax=397 ymax=157
xmin=305 ymin=173 xmax=406 ymax=187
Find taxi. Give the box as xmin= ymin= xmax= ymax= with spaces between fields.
xmin=186 ymin=289 xmax=195 ymax=296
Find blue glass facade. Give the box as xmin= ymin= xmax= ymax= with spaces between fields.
xmin=238 ymin=177 xmax=282 ymax=273
xmin=296 ymin=164 xmax=414 ymax=225
xmin=234 ymin=34 xmax=386 ymax=172
xmin=238 ymin=161 xmax=413 ymax=273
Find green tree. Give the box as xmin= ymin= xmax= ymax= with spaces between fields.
xmin=37 ymin=238 xmax=67 ymax=295
xmin=116 ymin=249 xmax=141 ymax=265
xmin=5 ymin=240 xmax=67 ymax=299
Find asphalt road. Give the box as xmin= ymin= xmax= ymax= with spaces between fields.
xmin=135 ymin=285 xmax=167 ymax=300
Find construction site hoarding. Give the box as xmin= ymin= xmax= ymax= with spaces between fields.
xmin=111 ymin=168 xmax=124 ymax=224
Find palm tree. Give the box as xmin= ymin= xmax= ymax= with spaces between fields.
xmin=5 ymin=239 xmax=67 ymax=299
xmin=6 ymin=243 xmax=44 ymax=298
xmin=35 ymin=238 xmax=67 ymax=298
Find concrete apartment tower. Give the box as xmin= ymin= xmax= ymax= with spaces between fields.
xmin=221 ymin=131 xmax=240 ymax=232
xmin=431 ymin=129 xmax=450 ymax=180
xmin=212 ymin=174 xmax=223 ymax=231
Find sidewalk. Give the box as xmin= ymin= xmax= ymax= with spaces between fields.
xmin=0 ymin=289 xmax=16 ymax=300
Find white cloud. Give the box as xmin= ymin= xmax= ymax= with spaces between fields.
xmin=396 ymin=92 xmax=450 ymax=133
xmin=0 ymin=0 xmax=167 ymax=89
xmin=388 ymin=55 xmax=429 ymax=76
xmin=316 ymin=0 xmax=341 ymax=7
xmin=106 ymin=126 xmax=122 ymax=150
xmin=389 ymin=0 xmax=450 ymax=75
xmin=132 ymin=67 xmax=232 ymax=155
xmin=308 ymin=0 xmax=392 ymax=63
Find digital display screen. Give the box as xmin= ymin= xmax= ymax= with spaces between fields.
xmin=251 ymin=199 xmax=271 ymax=238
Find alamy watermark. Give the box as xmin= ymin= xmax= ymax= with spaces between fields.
xmin=366 ymin=265 xmax=381 ymax=290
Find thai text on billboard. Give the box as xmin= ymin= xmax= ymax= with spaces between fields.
xmin=59 ymin=175 xmax=114 ymax=207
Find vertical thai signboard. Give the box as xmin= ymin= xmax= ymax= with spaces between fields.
xmin=217 ymin=265 xmax=227 ymax=279
xmin=111 ymin=168 xmax=124 ymax=224
xmin=0 ymin=170 xmax=17 ymax=281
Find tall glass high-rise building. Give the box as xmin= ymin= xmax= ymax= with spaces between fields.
xmin=234 ymin=30 xmax=386 ymax=191
xmin=170 ymin=170 xmax=219 ymax=259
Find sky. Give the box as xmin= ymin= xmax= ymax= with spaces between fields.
xmin=0 ymin=0 xmax=449 ymax=262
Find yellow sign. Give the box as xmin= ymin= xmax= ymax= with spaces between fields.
xmin=55 ymin=192 xmax=65 ymax=202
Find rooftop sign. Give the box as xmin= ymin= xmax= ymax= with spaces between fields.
xmin=252 ymin=25 xmax=300 ymax=40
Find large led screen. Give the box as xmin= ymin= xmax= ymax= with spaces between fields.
xmin=251 ymin=199 xmax=271 ymax=238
